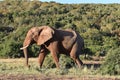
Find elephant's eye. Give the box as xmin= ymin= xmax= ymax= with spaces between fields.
xmin=32 ymin=32 xmax=34 ymax=35
xmin=34 ymin=35 xmax=38 ymax=41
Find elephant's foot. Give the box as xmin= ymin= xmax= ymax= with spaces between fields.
xmin=76 ymin=59 xmax=83 ymax=68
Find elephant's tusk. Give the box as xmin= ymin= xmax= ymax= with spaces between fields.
xmin=20 ymin=45 xmax=29 ymax=50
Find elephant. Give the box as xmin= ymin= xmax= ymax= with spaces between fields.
xmin=20 ymin=26 xmax=84 ymax=68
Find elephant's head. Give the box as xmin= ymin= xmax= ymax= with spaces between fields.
xmin=20 ymin=26 xmax=54 ymax=67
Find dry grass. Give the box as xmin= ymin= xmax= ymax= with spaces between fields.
xmin=0 ymin=58 xmax=120 ymax=80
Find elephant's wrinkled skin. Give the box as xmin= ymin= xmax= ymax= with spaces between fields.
xmin=20 ymin=26 xmax=84 ymax=68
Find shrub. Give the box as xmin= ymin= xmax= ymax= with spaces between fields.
xmin=0 ymin=38 xmax=23 ymax=58
xmin=59 ymin=54 xmax=75 ymax=69
xmin=43 ymin=54 xmax=75 ymax=69
xmin=42 ymin=54 xmax=56 ymax=68
xmin=99 ymin=47 xmax=120 ymax=75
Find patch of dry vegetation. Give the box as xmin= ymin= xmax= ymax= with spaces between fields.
xmin=0 ymin=58 xmax=120 ymax=80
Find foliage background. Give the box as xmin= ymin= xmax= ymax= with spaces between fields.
xmin=0 ymin=0 xmax=120 ymax=75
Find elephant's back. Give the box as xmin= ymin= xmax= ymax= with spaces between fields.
xmin=76 ymin=32 xmax=84 ymax=49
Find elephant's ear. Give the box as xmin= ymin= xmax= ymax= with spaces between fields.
xmin=37 ymin=26 xmax=54 ymax=45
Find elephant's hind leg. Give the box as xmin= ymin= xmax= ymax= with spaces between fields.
xmin=70 ymin=43 xmax=83 ymax=68
xmin=75 ymin=56 xmax=83 ymax=68
xmin=70 ymin=54 xmax=83 ymax=68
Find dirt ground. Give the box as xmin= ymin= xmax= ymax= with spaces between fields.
xmin=0 ymin=58 xmax=119 ymax=80
xmin=0 ymin=74 xmax=119 ymax=80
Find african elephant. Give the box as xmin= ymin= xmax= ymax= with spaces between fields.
xmin=20 ymin=26 xmax=84 ymax=68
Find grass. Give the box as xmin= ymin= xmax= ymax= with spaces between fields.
xmin=0 ymin=58 xmax=95 ymax=77
xmin=0 ymin=58 xmax=120 ymax=79
xmin=0 ymin=58 xmax=95 ymax=75
xmin=0 ymin=58 xmax=39 ymax=74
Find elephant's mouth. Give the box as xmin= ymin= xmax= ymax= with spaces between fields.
xmin=20 ymin=45 xmax=29 ymax=50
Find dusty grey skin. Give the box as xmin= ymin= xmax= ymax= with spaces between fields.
xmin=20 ymin=26 xmax=84 ymax=68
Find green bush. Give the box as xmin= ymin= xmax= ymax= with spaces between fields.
xmin=0 ymin=1 xmax=120 ymax=59
xmin=42 ymin=54 xmax=56 ymax=68
xmin=43 ymin=54 xmax=75 ymax=69
xmin=0 ymin=38 xmax=23 ymax=58
xmin=99 ymin=47 xmax=120 ymax=75
xmin=59 ymin=54 xmax=75 ymax=69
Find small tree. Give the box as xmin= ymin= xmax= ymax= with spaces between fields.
xmin=99 ymin=47 xmax=120 ymax=75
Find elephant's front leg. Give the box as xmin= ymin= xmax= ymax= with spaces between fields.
xmin=38 ymin=47 xmax=48 ymax=68
xmin=48 ymin=41 xmax=60 ymax=68
xmin=51 ymin=51 xmax=60 ymax=68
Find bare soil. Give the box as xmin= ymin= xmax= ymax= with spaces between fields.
xmin=0 ymin=74 xmax=119 ymax=80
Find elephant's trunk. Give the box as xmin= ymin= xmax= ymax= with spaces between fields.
xmin=20 ymin=37 xmax=31 ymax=68
xmin=23 ymin=47 xmax=29 ymax=67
